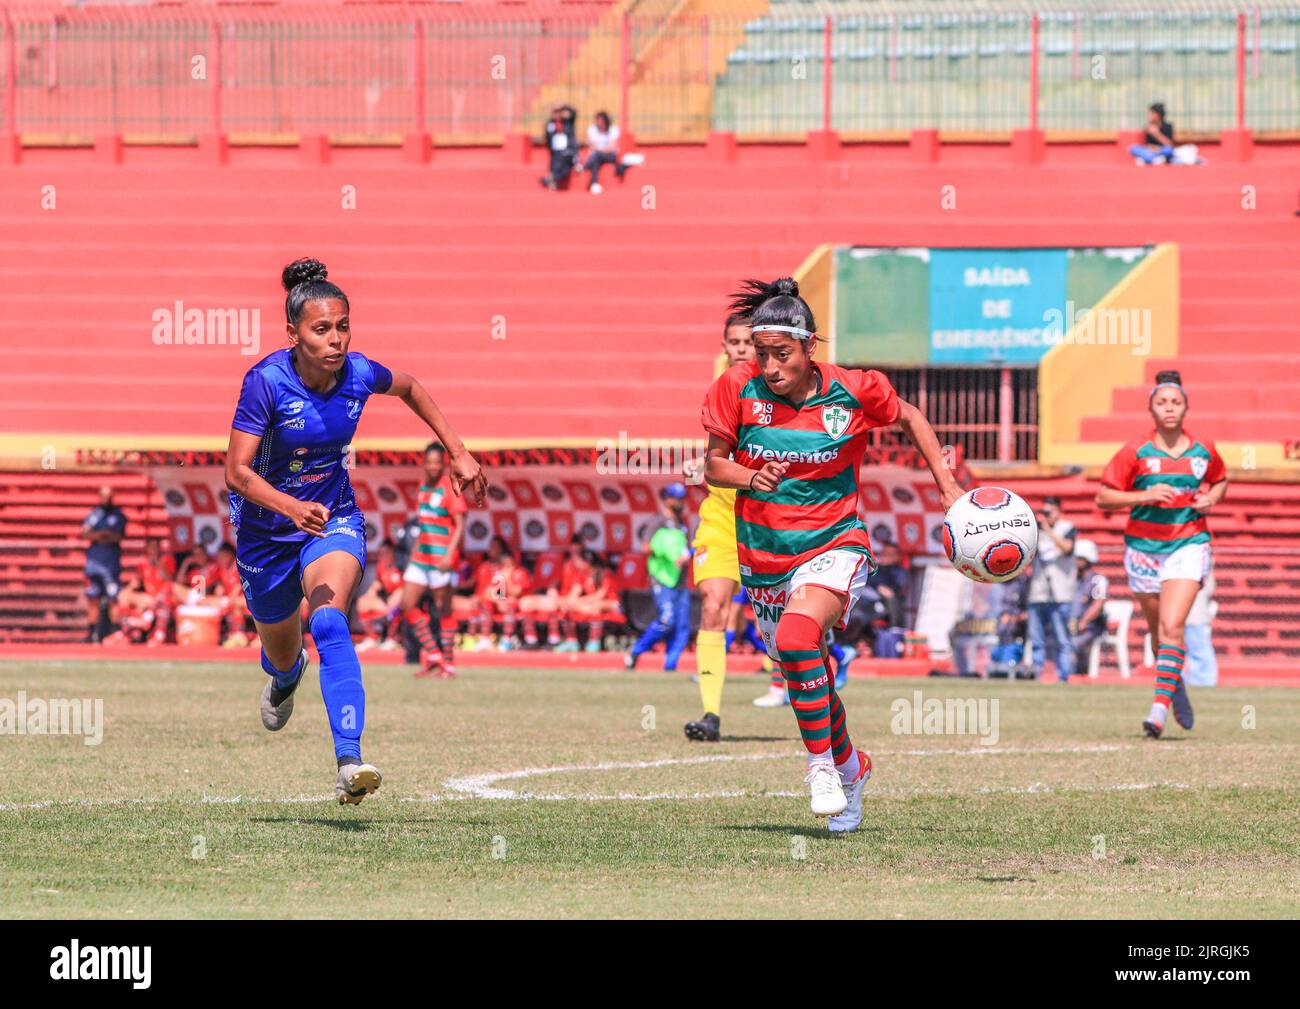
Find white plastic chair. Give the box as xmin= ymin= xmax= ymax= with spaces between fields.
xmin=1088 ymin=599 xmax=1133 ymax=679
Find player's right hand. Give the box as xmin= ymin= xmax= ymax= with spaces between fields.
xmin=750 ymin=461 xmax=788 ymax=493
xmin=289 ymin=501 xmax=331 ymax=537
xmin=1144 ymin=485 xmax=1177 ymax=506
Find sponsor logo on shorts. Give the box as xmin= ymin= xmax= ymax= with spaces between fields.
xmin=236 ymin=559 xmax=264 ymax=574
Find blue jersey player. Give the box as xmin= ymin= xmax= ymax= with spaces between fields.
xmin=224 ymin=258 xmax=486 ymax=805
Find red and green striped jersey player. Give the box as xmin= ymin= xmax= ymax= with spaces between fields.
xmin=701 ymin=277 xmax=961 ymax=832
xmin=1096 ymin=370 xmax=1227 ymax=739
xmin=402 ymin=441 xmax=469 ymax=678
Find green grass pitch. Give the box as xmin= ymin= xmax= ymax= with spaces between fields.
xmin=1 ymin=659 xmax=1296 ymax=918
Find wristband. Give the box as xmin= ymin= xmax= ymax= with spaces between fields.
xmin=748 ymin=471 xmax=758 ymax=491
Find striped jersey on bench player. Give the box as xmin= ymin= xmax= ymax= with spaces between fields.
xmin=410 ymin=475 xmax=467 ymax=569
xmin=701 ymin=359 xmax=901 ymax=588
xmin=1100 ymin=431 xmax=1226 ymax=554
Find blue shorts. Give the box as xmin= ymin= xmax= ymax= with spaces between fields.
xmin=84 ymin=559 xmax=121 ymax=599
xmin=235 ymin=510 xmax=368 ymax=624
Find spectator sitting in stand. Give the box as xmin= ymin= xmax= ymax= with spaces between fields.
xmin=466 ymin=537 xmax=531 ymax=650
xmin=355 ymin=541 xmax=406 ymax=653
xmin=1130 ymin=103 xmax=1176 ymax=165
xmin=872 ymin=540 xmax=911 ymax=628
xmin=115 ymin=537 xmax=176 ymax=646
xmin=583 ymin=111 xmax=625 ymax=194
xmin=540 ymin=104 xmax=579 ymax=191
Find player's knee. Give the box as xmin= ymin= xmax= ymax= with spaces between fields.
xmin=699 ymin=593 xmax=729 ymax=631
xmin=1157 ymin=619 xmax=1184 ymax=647
xmin=774 ymin=611 xmax=821 ymax=655
xmin=309 ymin=605 xmax=350 ymax=648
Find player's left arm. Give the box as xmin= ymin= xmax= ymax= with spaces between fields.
xmin=382 ymin=369 xmax=487 ymax=506
xmin=895 ymin=400 xmax=963 ymax=511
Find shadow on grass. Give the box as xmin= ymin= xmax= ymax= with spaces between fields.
xmin=719 ymin=824 xmax=879 ymax=839
xmin=249 ymin=816 xmax=374 ymax=832
xmin=975 ymin=875 xmax=1038 ymax=883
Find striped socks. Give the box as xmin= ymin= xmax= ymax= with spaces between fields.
xmin=775 ymin=613 xmax=835 ymax=758
xmin=1153 ymin=643 xmax=1187 ymax=707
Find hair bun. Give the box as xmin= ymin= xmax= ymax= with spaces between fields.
xmin=772 ymin=277 xmax=799 ymax=298
xmin=281 ymin=258 xmax=328 ymax=292
xmin=1154 ymin=369 xmax=1182 ymax=386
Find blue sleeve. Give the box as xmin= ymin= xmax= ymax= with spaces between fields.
xmin=232 ymin=369 xmax=275 ymax=436
xmin=364 ymin=355 xmax=393 ymax=395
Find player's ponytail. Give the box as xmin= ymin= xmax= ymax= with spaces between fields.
xmin=282 ymin=257 xmax=350 ymax=325
xmin=728 ymin=277 xmax=816 ymax=340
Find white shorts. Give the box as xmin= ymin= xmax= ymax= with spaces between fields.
xmin=403 ymin=562 xmax=454 ymax=590
xmin=1124 ymin=542 xmax=1210 ymax=595
xmin=745 ymin=549 xmax=872 ymax=661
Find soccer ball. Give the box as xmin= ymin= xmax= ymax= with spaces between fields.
xmin=942 ymin=487 xmax=1038 ymax=583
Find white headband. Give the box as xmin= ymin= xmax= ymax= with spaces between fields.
xmin=751 ymin=324 xmax=813 ymax=340
xmin=1149 ymin=382 xmax=1187 ymax=403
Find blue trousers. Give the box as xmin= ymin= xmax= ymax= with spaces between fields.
xmin=1130 ymin=143 xmax=1174 ymax=164
xmin=632 ymin=581 xmax=692 ymax=670
xmin=1183 ymin=623 xmax=1218 ymax=686
xmin=1028 ymin=601 xmax=1074 ymax=680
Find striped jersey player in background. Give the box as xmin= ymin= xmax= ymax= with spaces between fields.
xmin=401 ymin=441 xmax=468 ymax=678
xmin=701 ymin=277 xmax=961 ymax=831
xmin=1097 ymin=370 xmax=1227 ymax=738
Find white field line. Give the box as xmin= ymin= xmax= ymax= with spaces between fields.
xmin=0 ymin=744 xmax=1195 ymax=810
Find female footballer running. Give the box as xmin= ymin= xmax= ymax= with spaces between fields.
xmin=224 ymin=259 xmax=486 ymax=804
xmin=1096 ymin=370 xmax=1227 ymax=738
xmin=701 ymin=278 xmax=961 ymax=831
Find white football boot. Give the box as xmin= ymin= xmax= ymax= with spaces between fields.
xmin=752 ymin=685 xmax=789 ymax=708
xmin=1142 ymin=701 xmax=1168 ymax=739
xmin=829 ymin=754 xmax=872 ymax=833
xmin=805 ymin=760 xmax=847 ymax=818
xmin=336 ymin=762 xmax=383 ymax=806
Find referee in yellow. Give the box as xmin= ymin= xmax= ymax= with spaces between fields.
xmin=683 ymin=312 xmax=755 ymax=742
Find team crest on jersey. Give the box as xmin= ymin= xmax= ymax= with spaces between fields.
xmin=1145 ymin=458 xmax=1162 ymax=474
xmin=821 ymin=405 xmax=851 ymax=439
xmin=1190 ymin=456 xmax=1207 ymax=480
xmin=751 ymin=401 xmax=773 ymax=426
xmin=346 ymin=399 xmax=362 ymax=420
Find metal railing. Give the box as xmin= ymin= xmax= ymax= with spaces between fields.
xmin=2 ymin=2 xmax=1297 ymax=141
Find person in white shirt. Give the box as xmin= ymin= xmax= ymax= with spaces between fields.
xmin=583 ymin=111 xmax=626 ymax=194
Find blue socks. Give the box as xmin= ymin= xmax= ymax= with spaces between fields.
xmin=261 ymin=647 xmax=304 ymax=691
xmin=724 ymin=629 xmax=736 ymax=652
xmin=308 ymin=607 xmax=365 ymax=762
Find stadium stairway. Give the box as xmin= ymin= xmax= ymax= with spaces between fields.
xmin=0 ymin=471 xmax=169 ymax=643
xmin=2 ymin=139 xmax=1299 ymax=453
